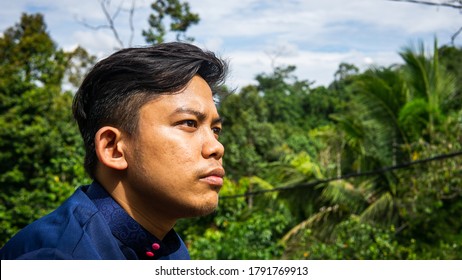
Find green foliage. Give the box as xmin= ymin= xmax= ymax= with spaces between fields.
xmin=284 ymin=217 xmax=419 ymax=260
xmin=438 ymin=45 xmax=462 ymax=110
xmin=395 ymin=117 xmax=462 ymax=259
xmin=1 ymin=11 xmax=462 ymax=260
xmin=219 ymin=66 xmax=335 ymax=179
xmin=186 ymin=205 xmax=290 ymax=259
xmin=280 ymin=43 xmax=462 ymax=260
xmin=64 ymin=46 xmax=96 ymax=88
xmin=208 ymin=43 xmax=462 ymax=259
xmin=142 ymin=0 xmax=199 ymax=44
xmin=0 ymin=14 xmax=89 ymax=246
xmin=177 ymin=178 xmax=294 ymax=259
xmin=218 ymin=86 xmax=284 ymax=178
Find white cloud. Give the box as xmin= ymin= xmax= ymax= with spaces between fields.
xmin=226 ymin=47 xmax=404 ymax=88
xmin=72 ymin=29 xmax=121 ymax=57
xmin=1 ymin=0 xmax=461 ymax=88
xmin=202 ymin=37 xmax=224 ymax=52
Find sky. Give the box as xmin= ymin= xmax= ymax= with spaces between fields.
xmin=1 ymin=0 xmax=461 ymax=89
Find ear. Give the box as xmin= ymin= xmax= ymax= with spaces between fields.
xmin=95 ymin=126 xmax=129 ymax=170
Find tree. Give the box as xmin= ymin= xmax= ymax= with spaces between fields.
xmin=76 ymin=0 xmax=137 ymax=48
xmin=64 ymin=46 xmax=97 ymax=89
xmin=400 ymin=41 xmax=457 ymax=141
xmin=218 ymin=66 xmax=321 ymax=179
xmin=78 ymin=0 xmax=199 ymax=48
xmin=177 ymin=177 xmax=294 ymax=259
xmin=143 ymin=0 xmax=200 ymax=44
xmin=438 ymin=45 xmax=462 ymax=109
xmin=0 ymin=13 xmax=89 ymax=246
xmin=285 ymin=43 xmax=461 ymax=258
xmin=218 ymin=86 xmax=284 ymax=178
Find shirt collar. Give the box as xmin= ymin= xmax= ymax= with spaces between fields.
xmin=84 ymin=181 xmax=183 ymax=259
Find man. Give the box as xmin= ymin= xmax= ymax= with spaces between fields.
xmin=0 ymin=42 xmax=228 ymax=259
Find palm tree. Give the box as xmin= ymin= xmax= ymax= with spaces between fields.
xmin=281 ymin=41 xmax=458 ymax=249
xmin=399 ymin=40 xmax=456 ymax=142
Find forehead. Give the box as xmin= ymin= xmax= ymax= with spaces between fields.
xmin=140 ymin=76 xmax=218 ymax=118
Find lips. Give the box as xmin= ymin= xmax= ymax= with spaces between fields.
xmin=200 ymin=167 xmax=225 ymax=187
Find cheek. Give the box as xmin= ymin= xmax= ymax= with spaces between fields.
xmin=148 ymin=132 xmax=199 ymax=169
xmin=171 ymin=147 xmax=200 ymax=175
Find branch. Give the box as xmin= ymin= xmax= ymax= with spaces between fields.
xmin=74 ymin=17 xmax=112 ymax=31
xmin=264 ymin=45 xmax=291 ymax=71
xmin=100 ymin=0 xmax=124 ymax=48
xmin=386 ymin=0 xmax=462 ymax=44
xmin=386 ymin=0 xmax=462 ymax=9
xmin=451 ymin=26 xmax=462 ymax=45
xmin=127 ymin=0 xmax=135 ymax=47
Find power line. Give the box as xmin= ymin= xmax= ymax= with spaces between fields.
xmin=386 ymin=0 xmax=462 ymax=9
xmin=220 ymin=150 xmax=462 ymax=199
xmin=386 ymin=0 xmax=462 ymax=44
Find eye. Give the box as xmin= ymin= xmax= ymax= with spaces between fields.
xmin=212 ymin=126 xmax=222 ymax=136
xmin=181 ymin=120 xmax=197 ymax=128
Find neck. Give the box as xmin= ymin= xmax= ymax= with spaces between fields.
xmin=95 ymin=172 xmax=175 ymax=240
xmin=111 ymin=189 xmax=175 ymax=240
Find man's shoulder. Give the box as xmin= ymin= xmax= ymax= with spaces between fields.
xmin=0 ymin=187 xmax=115 ymax=260
xmin=19 ymin=187 xmax=100 ymax=237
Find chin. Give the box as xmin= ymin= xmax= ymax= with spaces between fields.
xmin=185 ymin=200 xmax=219 ymax=218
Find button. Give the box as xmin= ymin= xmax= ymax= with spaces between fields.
xmin=152 ymin=243 xmax=160 ymax=250
xmin=146 ymin=251 xmax=155 ymax=257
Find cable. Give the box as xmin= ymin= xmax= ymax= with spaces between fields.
xmin=220 ymin=150 xmax=462 ymax=199
xmin=386 ymin=0 xmax=462 ymax=9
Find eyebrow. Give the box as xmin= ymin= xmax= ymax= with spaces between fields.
xmin=172 ymin=107 xmax=223 ymax=125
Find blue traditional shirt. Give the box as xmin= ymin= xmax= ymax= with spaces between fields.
xmin=0 ymin=181 xmax=190 ymax=260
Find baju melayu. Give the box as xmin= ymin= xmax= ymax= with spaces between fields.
xmin=0 ymin=181 xmax=190 ymax=260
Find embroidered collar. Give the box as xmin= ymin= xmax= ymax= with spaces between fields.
xmin=84 ymin=181 xmax=182 ymax=259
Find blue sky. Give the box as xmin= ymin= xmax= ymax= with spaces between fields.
xmin=1 ymin=0 xmax=461 ymax=89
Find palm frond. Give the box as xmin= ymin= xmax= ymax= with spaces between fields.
xmin=321 ymin=180 xmax=367 ymax=213
xmin=280 ymin=204 xmax=346 ymax=243
xmin=359 ymin=191 xmax=395 ymax=226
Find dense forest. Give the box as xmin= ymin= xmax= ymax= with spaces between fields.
xmin=1 ymin=12 xmax=461 ymax=259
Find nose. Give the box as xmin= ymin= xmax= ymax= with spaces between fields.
xmin=202 ymin=131 xmax=225 ymax=160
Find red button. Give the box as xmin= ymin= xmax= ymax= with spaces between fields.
xmin=152 ymin=243 xmax=160 ymax=250
xmin=146 ymin=251 xmax=155 ymax=257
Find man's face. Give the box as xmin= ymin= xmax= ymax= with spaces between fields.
xmin=124 ymin=75 xmax=225 ymax=220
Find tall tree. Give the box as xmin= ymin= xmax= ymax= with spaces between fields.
xmin=282 ymin=41 xmax=460 ymax=256
xmin=0 ymin=14 xmax=88 ymax=246
xmin=438 ymin=45 xmax=462 ymax=111
xmin=218 ymin=86 xmax=283 ymax=178
xmin=143 ymin=0 xmax=199 ymax=44
xmin=78 ymin=0 xmax=200 ymax=47
xmin=400 ymin=41 xmax=457 ymax=142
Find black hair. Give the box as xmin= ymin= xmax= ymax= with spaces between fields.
xmin=72 ymin=42 xmax=228 ymax=178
